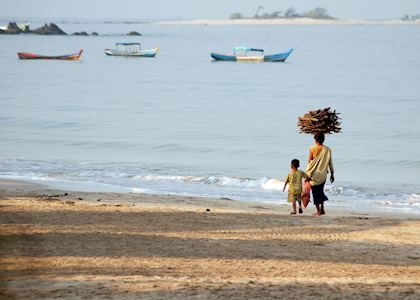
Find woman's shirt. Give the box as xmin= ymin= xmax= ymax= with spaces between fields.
xmin=311 ymin=144 xmax=324 ymax=159
xmin=306 ymin=145 xmax=334 ymax=185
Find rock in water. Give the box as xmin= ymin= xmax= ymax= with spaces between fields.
xmin=0 ymin=22 xmax=22 ymax=34
xmin=32 ymin=23 xmax=67 ymax=35
xmin=126 ymin=31 xmax=142 ymax=36
xmin=71 ymin=31 xmax=89 ymax=36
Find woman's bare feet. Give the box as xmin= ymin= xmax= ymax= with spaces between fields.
xmin=313 ymin=211 xmax=321 ymax=216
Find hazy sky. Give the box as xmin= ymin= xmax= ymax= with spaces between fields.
xmin=1 ymin=0 xmax=420 ymax=20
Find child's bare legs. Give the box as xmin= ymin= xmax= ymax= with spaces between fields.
xmin=291 ymin=201 xmax=297 ymax=214
xmin=292 ymin=200 xmax=303 ymax=214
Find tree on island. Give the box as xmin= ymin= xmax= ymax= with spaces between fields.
xmin=228 ymin=6 xmax=334 ymax=20
xmin=254 ymin=6 xmax=264 ymax=18
xmin=303 ymin=7 xmax=334 ymax=20
xmin=261 ymin=11 xmax=283 ymax=19
xmin=284 ymin=7 xmax=300 ymax=18
xmin=401 ymin=14 xmax=420 ymax=21
xmin=230 ymin=13 xmax=243 ymax=20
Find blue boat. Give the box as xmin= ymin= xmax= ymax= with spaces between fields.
xmin=211 ymin=47 xmax=293 ymax=62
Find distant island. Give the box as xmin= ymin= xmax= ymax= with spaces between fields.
xmin=0 ymin=22 xmax=142 ymax=36
xmin=230 ymin=7 xmax=420 ymax=22
xmin=230 ymin=7 xmax=334 ymax=20
xmin=155 ymin=7 xmax=420 ymax=26
xmin=155 ymin=18 xmax=420 ymax=26
xmin=401 ymin=13 xmax=420 ymax=21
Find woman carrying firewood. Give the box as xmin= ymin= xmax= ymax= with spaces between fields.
xmin=305 ymin=133 xmax=334 ymax=215
xmin=297 ymin=108 xmax=340 ymax=215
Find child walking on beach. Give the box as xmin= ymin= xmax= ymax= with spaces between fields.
xmin=283 ymin=159 xmax=310 ymax=214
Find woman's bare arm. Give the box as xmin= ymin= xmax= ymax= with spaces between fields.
xmin=329 ymin=152 xmax=335 ymax=183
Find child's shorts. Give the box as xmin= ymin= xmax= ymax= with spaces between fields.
xmin=288 ymin=193 xmax=302 ymax=203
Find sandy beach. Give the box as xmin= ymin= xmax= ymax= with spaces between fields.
xmin=0 ymin=179 xmax=419 ymax=299
xmin=155 ymin=18 xmax=420 ymax=26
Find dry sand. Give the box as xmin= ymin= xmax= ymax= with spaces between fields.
xmin=155 ymin=18 xmax=420 ymax=26
xmin=1 ymin=179 xmax=419 ymax=299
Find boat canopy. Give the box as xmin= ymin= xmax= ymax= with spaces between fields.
xmin=116 ymin=42 xmax=141 ymax=46
xmin=234 ymin=47 xmax=264 ymax=53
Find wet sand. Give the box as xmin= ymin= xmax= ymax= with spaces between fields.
xmin=1 ymin=179 xmax=419 ymax=299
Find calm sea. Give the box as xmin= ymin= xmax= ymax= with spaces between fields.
xmin=1 ymin=20 xmax=419 ymax=214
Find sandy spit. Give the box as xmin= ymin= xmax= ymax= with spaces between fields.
xmin=155 ymin=18 xmax=420 ymax=26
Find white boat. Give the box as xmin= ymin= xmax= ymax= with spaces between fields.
xmin=104 ymin=43 xmax=159 ymax=57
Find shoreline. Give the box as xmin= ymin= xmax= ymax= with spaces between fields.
xmin=1 ymin=178 xmax=419 ymax=299
xmin=0 ymin=178 xmax=290 ymax=214
xmin=0 ymin=178 xmax=418 ymax=218
xmin=154 ymin=18 xmax=420 ymax=26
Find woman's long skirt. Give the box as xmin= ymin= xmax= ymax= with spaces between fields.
xmin=312 ymin=181 xmax=328 ymax=205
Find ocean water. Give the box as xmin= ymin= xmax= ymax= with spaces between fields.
xmin=1 ymin=21 xmax=419 ymax=214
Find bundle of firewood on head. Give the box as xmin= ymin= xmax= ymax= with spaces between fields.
xmin=298 ymin=107 xmax=342 ymax=135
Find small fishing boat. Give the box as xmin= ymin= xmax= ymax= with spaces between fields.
xmin=104 ymin=43 xmax=159 ymax=57
xmin=17 ymin=49 xmax=83 ymax=60
xmin=211 ymin=47 xmax=293 ymax=62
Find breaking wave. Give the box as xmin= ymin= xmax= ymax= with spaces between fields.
xmin=0 ymin=159 xmax=419 ymax=214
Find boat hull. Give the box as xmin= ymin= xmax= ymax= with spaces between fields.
xmin=17 ymin=49 xmax=83 ymax=60
xmin=104 ymin=47 xmax=159 ymax=57
xmin=211 ymin=48 xmax=293 ymax=62
xmin=263 ymin=49 xmax=293 ymax=62
xmin=210 ymin=53 xmax=237 ymax=61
